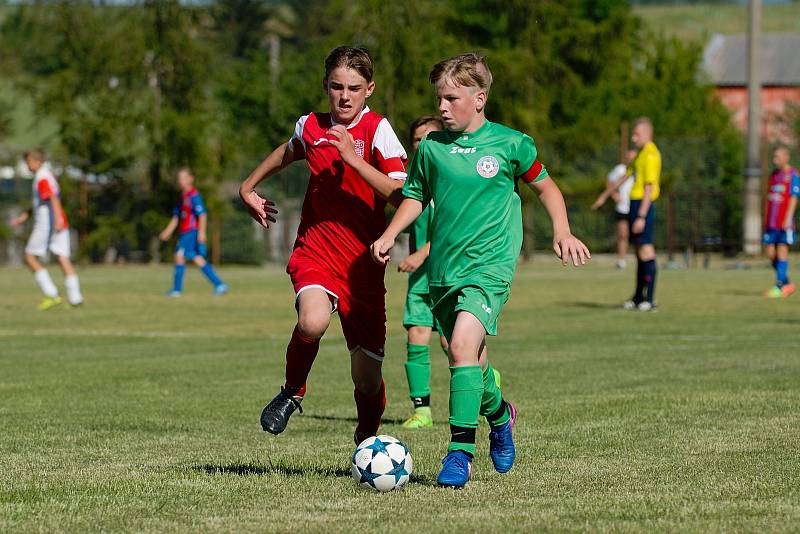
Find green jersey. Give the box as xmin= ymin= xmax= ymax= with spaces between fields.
xmin=403 ymin=120 xmax=548 ymax=287
xmin=407 ymin=203 xmax=434 ymax=294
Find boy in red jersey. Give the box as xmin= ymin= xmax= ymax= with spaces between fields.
xmin=239 ymin=46 xmax=407 ymax=444
xmin=763 ymin=146 xmax=800 ymax=298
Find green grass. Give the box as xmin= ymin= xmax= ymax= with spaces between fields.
xmin=635 ymin=2 xmax=800 ymax=42
xmin=1 ymin=261 xmax=799 ymax=532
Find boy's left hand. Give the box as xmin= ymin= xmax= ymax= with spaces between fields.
xmin=327 ymin=125 xmax=358 ymax=166
xmin=398 ymin=250 xmax=425 ymax=273
xmin=553 ymin=233 xmax=591 ymax=267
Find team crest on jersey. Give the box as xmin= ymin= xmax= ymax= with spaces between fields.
xmin=476 ymin=156 xmax=500 ymax=178
xmin=354 ymin=139 xmax=365 ymax=157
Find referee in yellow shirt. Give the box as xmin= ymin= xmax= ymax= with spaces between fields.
xmin=592 ymin=117 xmax=661 ymax=311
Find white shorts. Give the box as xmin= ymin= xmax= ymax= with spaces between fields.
xmin=25 ymin=216 xmax=71 ymax=258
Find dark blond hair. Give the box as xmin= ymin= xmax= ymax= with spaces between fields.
xmin=324 ymin=46 xmax=374 ymax=83
xmin=429 ymin=53 xmax=493 ymax=93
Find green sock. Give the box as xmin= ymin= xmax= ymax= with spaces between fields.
xmin=481 ymin=362 xmax=509 ymax=427
xmin=447 ymin=365 xmax=482 ymax=455
xmin=404 ymin=343 xmax=431 ymax=400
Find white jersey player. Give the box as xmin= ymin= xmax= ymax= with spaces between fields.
xmin=10 ymin=149 xmax=83 ymax=309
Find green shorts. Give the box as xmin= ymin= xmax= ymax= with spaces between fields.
xmin=429 ymin=274 xmax=510 ymax=341
xmin=403 ymin=291 xmax=437 ymax=330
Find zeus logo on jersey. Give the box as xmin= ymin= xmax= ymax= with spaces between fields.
xmin=477 ymin=156 xmax=500 ymax=178
xmin=450 ymin=147 xmax=476 ymax=154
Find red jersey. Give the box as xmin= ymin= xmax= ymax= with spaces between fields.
xmin=32 ymin=165 xmax=68 ymax=228
xmin=288 ymin=107 xmax=407 ymax=288
xmin=765 ymin=167 xmax=800 ymax=230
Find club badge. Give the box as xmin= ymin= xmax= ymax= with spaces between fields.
xmin=476 ymin=155 xmax=499 ymax=178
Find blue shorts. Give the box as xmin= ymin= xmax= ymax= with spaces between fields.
xmin=762 ymin=229 xmax=796 ymax=246
xmin=628 ymin=200 xmax=656 ymax=245
xmin=176 ymin=230 xmax=202 ymax=260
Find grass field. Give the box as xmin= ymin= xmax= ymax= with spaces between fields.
xmin=1 ymin=260 xmax=799 ymax=532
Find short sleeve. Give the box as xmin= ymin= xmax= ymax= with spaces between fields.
xmin=791 ymin=172 xmax=800 ymax=197
xmin=287 ymin=115 xmax=309 ymax=161
xmin=402 ymin=143 xmax=431 ymax=207
xmin=172 ymin=205 xmax=180 ymax=218
xmin=515 ymin=134 xmax=548 ymax=184
xmin=372 ymin=118 xmax=408 ymax=180
xmin=192 ymin=194 xmax=206 ymax=216
xmin=607 ymin=164 xmax=627 ymax=183
xmin=643 ymin=150 xmax=661 ymax=185
xmin=36 ymin=179 xmax=54 ymax=201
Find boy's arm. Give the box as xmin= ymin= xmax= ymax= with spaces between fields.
xmin=371 ymin=198 xmax=424 ymax=265
xmin=529 ymin=177 xmax=591 ymax=266
xmin=50 ymin=194 xmax=67 ymax=232
xmin=197 ymin=213 xmax=207 ymax=243
xmin=591 ymin=173 xmax=630 ymax=210
xmin=398 ymin=241 xmax=431 ymax=273
xmin=159 ymin=216 xmax=179 ymax=241
xmin=784 ymin=196 xmax=798 ymax=230
xmin=631 ymin=184 xmax=653 ymax=234
xmin=239 ymin=142 xmax=294 ymax=228
xmin=10 ymin=208 xmax=31 ymax=227
xmin=783 ymin=175 xmax=800 ymax=230
xmin=327 ymin=125 xmax=405 ymax=208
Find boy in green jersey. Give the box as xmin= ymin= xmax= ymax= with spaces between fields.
xmin=371 ymin=53 xmax=590 ymax=488
xmin=400 ymin=116 xmax=503 ymax=430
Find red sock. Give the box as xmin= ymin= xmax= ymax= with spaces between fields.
xmin=284 ymin=325 xmax=319 ymax=397
xmin=354 ymin=379 xmax=386 ymax=439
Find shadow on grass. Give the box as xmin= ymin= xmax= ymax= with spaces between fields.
xmin=564 ymin=301 xmax=623 ymax=310
xmin=304 ymin=414 xmax=406 ymax=425
xmin=721 ymin=289 xmax=762 ymax=297
xmin=194 ymin=462 xmax=434 ymax=484
xmin=194 ymin=462 xmax=352 ymax=478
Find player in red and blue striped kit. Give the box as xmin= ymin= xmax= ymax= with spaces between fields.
xmin=763 ymin=147 xmax=800 ymax=298
xmin=159 ymin=168 xmax=228 ymax=296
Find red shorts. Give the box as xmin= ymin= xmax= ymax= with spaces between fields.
xmin=287 ymin=249 xmax=387 ymax=361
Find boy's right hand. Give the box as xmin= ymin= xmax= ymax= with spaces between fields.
xmin=158 ymin=229 xmax=171 ymax=241
xmin=240 ymin=189 xmax=278 ymax=228
xmin=370 ymin=235 xmax=395 ymax=265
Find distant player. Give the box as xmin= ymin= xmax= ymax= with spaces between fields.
xmin=239 ymin=46 xmax=408 ymax=445
xmin=592 ymin=150 xmax=637 ymax=269
xmin=593 ymin=118 xmax=661 ymax=311
xmin=10 ymin=149 xmax=83 ymax=310
xmin=763 ymin=146 xmax=799 ymax=298
xmin=371 ymin=53 xmax=590 ymax=488
xmin=158 ymin=168 xmax=229 ymax=296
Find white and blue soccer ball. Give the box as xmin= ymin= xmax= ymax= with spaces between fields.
xmin=351 ymin=435 xmax=413 ymax=492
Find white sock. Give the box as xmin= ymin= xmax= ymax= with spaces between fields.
xmin=64 ymin=274 xmax=83 ymax=305
xmin=34 ymin=269 xmax=59 ymax=298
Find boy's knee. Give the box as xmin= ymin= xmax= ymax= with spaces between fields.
xmin=448 ymin=337 xmax=477 ymax=364
xmin=297 ymin=310 xmax=329 ymax=340
xmin=351 ymin=364 xmax=382 ymax=394
xmin=407 ymin=326 xmax=430 ymax=345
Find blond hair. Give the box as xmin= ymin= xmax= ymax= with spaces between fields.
xmin=429 ymin=53 xmax=493 ymax=93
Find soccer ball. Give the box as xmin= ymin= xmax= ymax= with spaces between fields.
xmin=351 ymin=435 xmax=413 ymax=492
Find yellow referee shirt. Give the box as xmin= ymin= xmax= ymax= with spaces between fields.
xmin=629 ymin=141 xmax=661 ymax=201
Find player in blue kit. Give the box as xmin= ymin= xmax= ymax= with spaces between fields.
xmin=159 ymin=168 xmax=229 ymax=296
